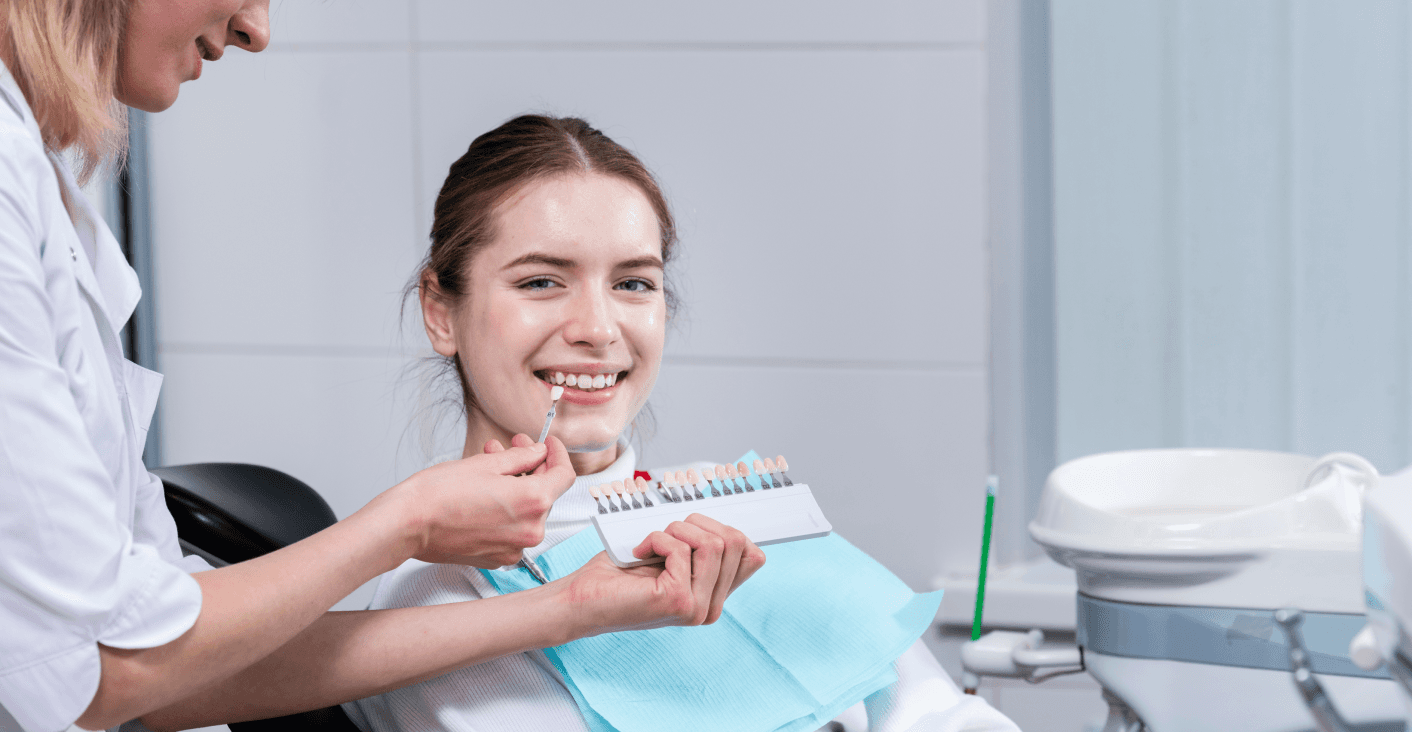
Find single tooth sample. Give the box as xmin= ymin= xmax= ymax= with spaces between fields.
xmin=673 ymin=470 xmax=695 ymax=501
xmin=613 ymin=481 xmax=633 ymax=510
xmin=753 ymin=460 xmax=772 ymax=490
xmin=592 ymin=374 xmax=607 ymax=388
xmin=724 ymin=462 xmax=745 ymax=494
xmin=589 ymin=485 xmax=608 ymax=515
xmin=601 ymin=484 xmax=619 ymax=512
xmin=738 ymin=461 xmax=757 ymax=492
xmin=686 ymin=469 xmax=708 ymax=500
xmin=623 ymin=479 xmax=642 ymax=509
xmin=566 ymin=374 xmax=578 ymax=387
xmin=550 ymin=385 xmax=564 ymax=402
xmin=634 ymin=476 xmax=654 ymax=507
xmin=776 ymin=455 xmax=794 ymax=486
xmin=709 ymin=465 xmax=727 ymax=497
xmin=762 ymin=457 xmax=784 ymax=488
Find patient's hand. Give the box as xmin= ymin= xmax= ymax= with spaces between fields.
xmin=390 ymin=434 xmax=576 ymax=568
xmin=559 ymin=514 xmax=767 ymax=634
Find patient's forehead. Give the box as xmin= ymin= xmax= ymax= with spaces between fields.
xmin=479 ymin=173 xmax=662 ymax=271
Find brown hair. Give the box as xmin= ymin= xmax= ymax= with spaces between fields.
xmin=1 ymin=0 xmax=129 ymax=181
xmin=418 ymin=114 xmax=678 ymax=415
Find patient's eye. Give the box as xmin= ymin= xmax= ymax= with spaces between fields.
xmin=519 ymin=277 xmax=558 ymax=291
xmin=615 ymin=278 xmax=657 ymax=293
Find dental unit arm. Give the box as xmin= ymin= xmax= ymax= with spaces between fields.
xmin=959 ymin=629 xmax=1084 ymax=688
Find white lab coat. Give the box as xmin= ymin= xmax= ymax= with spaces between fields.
xmin=0 ymin=64 xmax=206 ymax=732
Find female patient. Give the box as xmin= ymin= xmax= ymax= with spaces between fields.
xmin=345 ymin=115 xmax=1019 ymax=732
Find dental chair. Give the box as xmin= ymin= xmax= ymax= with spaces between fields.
xmin=155 ymin=463 xmax=363 ymax=732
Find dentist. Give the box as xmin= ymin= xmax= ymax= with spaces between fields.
xmin=0 ymin=2 xmax=763 ymax=731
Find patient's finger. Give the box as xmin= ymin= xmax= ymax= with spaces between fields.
xmin=639 ymin=530 xmax=695 ymax=622
xmin=684 ymin=514 xmax=746 ymax=623
xmin=686 ymin=513 xmax=764 ymax=594
xmin=664 ymin=520 xmax=724 ymax=625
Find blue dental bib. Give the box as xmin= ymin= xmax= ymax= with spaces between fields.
xmin=479 ymin=454 xmax=943 ymax=732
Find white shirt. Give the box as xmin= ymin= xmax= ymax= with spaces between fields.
xmin=345 ymin=444 xmax=1019 ymax=732
xmin=0 ymin=65 xmax=206 ymax=732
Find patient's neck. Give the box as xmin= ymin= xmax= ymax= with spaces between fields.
xmin=460 ymin=418 xmax=619 ymax=476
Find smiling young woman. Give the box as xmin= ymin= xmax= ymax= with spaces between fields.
xmin=343 ymin=115 xmax=1019 ymax=732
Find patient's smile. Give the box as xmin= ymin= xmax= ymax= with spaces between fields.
xmin=536 ymin=369 xmax=625 ymax=392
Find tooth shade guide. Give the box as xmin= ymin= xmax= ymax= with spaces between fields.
xmin=550 ymin=385 xmax=565 ymax=401
xmin=589 ymin=479 xmax=830 ymax=568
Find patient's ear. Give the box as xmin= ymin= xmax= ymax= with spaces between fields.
xmin=420 ymin=273 xmax=458 ymax=358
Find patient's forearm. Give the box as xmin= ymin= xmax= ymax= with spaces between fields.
xmin=140 ymin=584 xmax=576 ymax=730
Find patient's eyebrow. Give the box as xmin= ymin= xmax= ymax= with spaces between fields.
xmin=617 ymin=256 xmax=664 ymax=270
xmin=503 ymin=253 xmax=575 ymax=269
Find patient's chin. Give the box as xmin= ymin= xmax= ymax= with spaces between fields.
xmin=564 ymin=438 xmax=619 ymax=454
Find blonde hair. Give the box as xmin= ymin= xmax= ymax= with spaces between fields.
xmin=1 ymin=0 xmax=129 ymax=182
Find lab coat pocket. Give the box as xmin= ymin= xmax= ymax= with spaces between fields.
xmin=122 ymin=359 xmax=163 ymax=445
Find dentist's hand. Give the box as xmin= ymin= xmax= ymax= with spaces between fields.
xmin=557 ymin=513 xmax=767 ymax=635
xmin=390 ymin=434 xmax=575 ymax=568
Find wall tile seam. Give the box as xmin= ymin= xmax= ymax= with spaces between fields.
xmin=259 ymin=41 xmax=984 ymax=54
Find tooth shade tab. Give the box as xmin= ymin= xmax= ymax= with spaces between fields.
xmin=753 ymin=459 xmax=767 ymax=474
xmin=725 ymin=463 xmax=739 ymax=479
xmin=686 ymin=468 xmax=701 ymax=485
xmin=634 ymin=476 xmax=650 ymax=491
xmin=714 ymin=465 xmax=729 ymax=480
xmin=776 ymin=455 xmax=789 ymax=471
xmin=612 ymin=480 xmax=626 ymax=495
xmin=589 ymin=486 xmax=600 ymax=498
xmin=737 ymin=461 xmax=752 ymax=476
xmin=674 ymin=470 xmax=688 ymax=485
xmin=763 ymin=458 xmax=777 ymax=472
xmin=550 ymin=385 xmax=564 ymax=401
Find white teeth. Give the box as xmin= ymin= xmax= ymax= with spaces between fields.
xmin=554 ymin=372 xmax=565 ymax=384
xmin=577 ymin=374 xmax=593 ymax=388
xmin=592 ymin=374 xmax=606 ymax=388
xmin=565 ymin=374 xmax=578 ymax=387
xmin=607 ymin=373 xmax=617 ymax=386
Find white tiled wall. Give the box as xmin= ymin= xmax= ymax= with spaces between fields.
xmin=146 ymin=2 xmax=1101 ymax=729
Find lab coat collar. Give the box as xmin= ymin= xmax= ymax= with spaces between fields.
xmin=0 ymin=61 xmax=45 ymax=148
xmin=0 ymin=59 xmax=143 ymax=332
